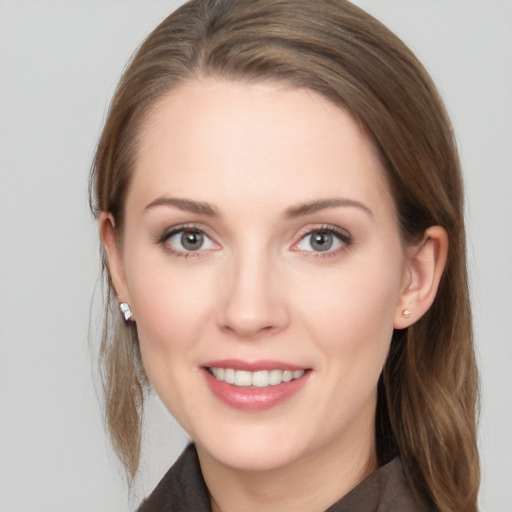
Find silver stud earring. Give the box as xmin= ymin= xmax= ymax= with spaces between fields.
xmin=119 ymin=302 xmax=134 ymax=323
xmin=407 ymin=284 xmax=415 ymax=291
xmin=402 ymin=309 xmax=412 ymax=319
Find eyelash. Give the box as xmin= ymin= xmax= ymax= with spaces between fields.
xmin=292 ymin=225 xmax=353 ymax=259
xmin=155 ymin=224 xmax=352 ymax=259
xmin=156 ymin=224 xmax=217 ymax=258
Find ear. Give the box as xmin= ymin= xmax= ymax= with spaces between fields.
xmin=393 ymin=226 xmax=449 ymax=329
xmin=99 ymin=212 xmax=131 ymax=304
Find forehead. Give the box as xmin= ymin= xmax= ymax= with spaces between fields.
xmin=129 ymin=79 xmax=394 ymax=217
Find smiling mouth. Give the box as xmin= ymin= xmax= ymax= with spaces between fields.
xmin=207 ymin=367 xmax=306 ymax=388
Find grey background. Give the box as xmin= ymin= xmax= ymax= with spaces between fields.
xmin=0 ymin=1 xmax=510 ymax=510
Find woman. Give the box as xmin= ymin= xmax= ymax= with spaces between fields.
xmin=89 ymin=0 xmax=479 ymax=510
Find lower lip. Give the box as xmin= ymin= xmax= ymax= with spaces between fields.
xmin=202 ymin=368 xmax=310 ymax=411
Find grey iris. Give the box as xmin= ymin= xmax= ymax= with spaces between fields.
xmin=311 ymin=232 xmax=333 ymax=251
xmin=181 ymin=231 xmax=204 ymax=251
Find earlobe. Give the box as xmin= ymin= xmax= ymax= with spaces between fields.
xmin=394 ymin=226 xmax=449 ymax=329
xmin=99 ymin=212 xmax=130 ymax=304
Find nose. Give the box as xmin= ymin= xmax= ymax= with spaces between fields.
xmin=217 ymin=247 xmax=290 ymax=339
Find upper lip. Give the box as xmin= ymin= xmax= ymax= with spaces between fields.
xmin=201 ymin=359 xmax=309 ymax=372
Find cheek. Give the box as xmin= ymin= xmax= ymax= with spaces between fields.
xmin=124 ymin=248 xmax=217 ymax=372
xmin=126 ymin=260 xmax=219 ymax=427
xmin=293 ymin=250 xmax=403 ymax=364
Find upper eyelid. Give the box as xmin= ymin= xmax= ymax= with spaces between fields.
xmin=290 ymin=225 xmax=352 ymax=251
xmin=156 ymin=222 xmax=351 ymax=246
xmin=295 ymin=224 xmax=351 ymax=240
xmin=156 ymin=224 xmax=218 ymax=249
xmin=158 ymin=225 xmax=219 ymax=256
xmin=160 ymin=223 xmax=212 ymax=239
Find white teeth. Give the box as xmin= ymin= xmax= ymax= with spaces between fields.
xmin=252 ymin=370 xmax=269 ymax=388
xmin=224 ymin=368 xmax=235 ymax=384
xmin=282 ymin=370 xmax=292 ymax=383
xmin=269 ymin=369 xmax=283 ymax=385
xmin=213 ymin=367 xmax=225 ymax=380
xmin=235 ymin=370 xmax=252 ymax=387
xmin=209 ymin=367 xmax=305 ymax=387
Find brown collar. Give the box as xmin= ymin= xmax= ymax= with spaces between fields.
xmin=137 ymin=444 xmax=428 ymax=512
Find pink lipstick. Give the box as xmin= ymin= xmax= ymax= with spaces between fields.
xmin=201 ymin=360 xmax=310 ymax=411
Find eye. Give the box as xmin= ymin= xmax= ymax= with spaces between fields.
xmin=294 ymin=227 xmax=351 ymax=254
xmin=162 ymin=227 xmax=218 ymax=255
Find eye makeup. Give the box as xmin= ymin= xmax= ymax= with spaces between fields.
xmin=291 ymin=224 xmax=353 ymax=259
xmin=154 ymin=223 xmax=219 ymax=258
xmin=152 ymin=221 xmax=353 ymax=261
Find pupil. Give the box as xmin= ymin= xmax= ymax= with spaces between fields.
xmin=311 ymin=232 xmax=333 ymax=252
xmin=181 ymin=231 xmax=203 ymax=251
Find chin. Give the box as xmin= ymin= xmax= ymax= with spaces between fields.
xmin=194 ymin=423 xmax=307 ymax=472
xmin=206 ymin=442 xmax=299 ymax=472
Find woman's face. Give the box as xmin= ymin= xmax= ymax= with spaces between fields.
xmin=109 ymin=80 xmax=412 ymax=472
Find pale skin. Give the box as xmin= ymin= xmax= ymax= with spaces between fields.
xmin=101 ymin=80 xmax=448 ymax=512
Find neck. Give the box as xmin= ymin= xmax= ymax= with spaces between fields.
xmin=197 ymin=432 xmax=377 ymax=512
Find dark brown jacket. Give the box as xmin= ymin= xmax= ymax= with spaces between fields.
xmin=137 ymin=444 xmax=428 ymax=511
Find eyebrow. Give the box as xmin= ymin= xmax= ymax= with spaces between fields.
xmin=144 ymin=196 xmax=372 ymax=219
xmin=144 ymin=197 xmax=219 ymax=217
xmin=283 ymin=198 xmax=373 ymax=219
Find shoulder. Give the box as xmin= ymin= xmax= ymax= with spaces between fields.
xmin=326 ymin=457 xmax=430 ymax=512
xmin=136 ymin=444 xmax=211 ymax=512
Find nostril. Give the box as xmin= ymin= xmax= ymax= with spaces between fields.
xmin=219 ymin=321 xmax=280 ymax=339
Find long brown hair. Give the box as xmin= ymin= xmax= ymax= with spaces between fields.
xmin=89 ymin=1 xmax=479 ymax=510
